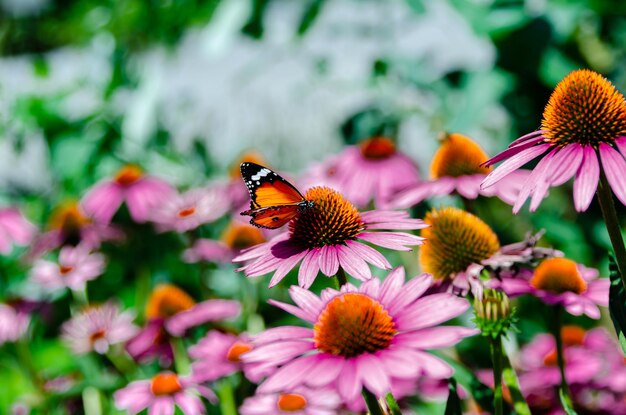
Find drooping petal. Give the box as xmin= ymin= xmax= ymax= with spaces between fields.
xmin=573 ymin=146 xmax=600 ymax=212
xmin=481 ymin=143 xmax=551 ymax=189
xmin=599 ymin=143 xmax=626 ymax=205
xmin=345 ymin=240 xmax=391 ymax=269
xmin=336 ymin=245 xmax=371 ymax=281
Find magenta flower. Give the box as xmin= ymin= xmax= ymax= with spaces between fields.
xmin=0 ymin=304 xmax=30 ymax=345
xmin=189 ymin=331 xmax=268 ymax=383
xmin=82 ymin=165 xmax=175 ymax=224
xmin=481 ymin=69 xmax=626 ymax=212
xmin=114 ymin=371 xmax=216 ymax=415
xmin=494 ymin=257 xmax=608 ymax=319
xmin=126 ymin=284 xmax=240 ymax=362
xmin=389 ymin=133 xmax=530 ymax=208
xmin=61 ymin=302 xmax=138 ymax=354
xmin=151 ymin=186 xmax=230 ymax=233
xmin=234 ymin=187 xmax=425 ymax=288
xmin=309 ymin=137 xmax=421 ymax=207
xmin=30 ymin=245 xmax=106 ymax=293
xmin=239 ymin=386 xmax=341 ymax=415
xmin=243 ymin=268 xmax=478 ymax=403
xmin=0 ymin=207 xmax=36 ymax=255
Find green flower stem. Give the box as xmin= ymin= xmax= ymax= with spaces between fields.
xmin=334 ymin=268 xmax=348 ymax=288
xmin=490 ymin=335 xmax=504 ymax=415
xmin=217 ymin=379 xmax=238 ymax=415
xmin=461 ymin=197 xmax=476 ymax=214
xmin=597 ymin=170 xmax=626 ymax=291
xmin=105 ymin=346 xmax=138 ymax=380
xmin=550 ymin=306 xmax=573 ymax=408
xmin=136 ymin=266 xmax=151 ymax=318
xmin=15 ymin=339 xmax=45 ymax=394
xmin=502 ymin=355 xmax=531 ymax=415
xmin=82 ymin=386 xmax=102 ymax=415
xmin=171 ymin=337 xmax=191 ymax=375
xmin=361 ymin=388 xmax=385 ymax=415
xmin=385 ymin=392 xmax=403 ymax=415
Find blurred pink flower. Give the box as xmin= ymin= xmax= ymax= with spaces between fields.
xmin=114 ymin=371 xmax=216 ymax=415
xmin=30 ymin=245 xmax=106 ymax=293
xmin=0 ymin=304 xmax=30 ymax=345
xmin=243 ymin=268 xmax=478 ymax=403
xmin=239 ymin=386 xmax=341 ymax=415
xmin=61 ymin=302 xmax=138 ymax=354
xmin=494 ymin=258 xmax=608 ymax=319
xmin=151 ymin=187 xmax=230 ymax=233
xmin=82 ymin=165 xmax=175 ymax=224
xmin=189 ymin=331 xmax=268 ymax=383
xmin=307 ymin=137 xmax=420 ymax=208
xmin=389 ymin=134 xmax=530 ymax=208
xmin=0 ymin=207 xmax=36 ymax=255
xmin=234 ymin=187 xmax=425 ymax=289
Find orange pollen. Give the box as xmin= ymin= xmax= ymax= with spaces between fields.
xmin=59 ymin=265 xmax=74 ymax=275
xmin=429 ymin=133 xmax=492 ymax=179
xmin=543 ymin=350 xmax=559 ymax=366
xmin=560 ymin=325 xmax=586 ymax=346
xmin=114 ymin=165 xmax=143 ymax=186
xmin=276 ymin=393 xmax=308 ymax=412
xmin=226 ymin=341 xmax=253 ymax=362
xmin=48 ymin=202 xmax=91 ymax=232
xmin=359 ymin=137 xmax=396 ymax=160
xmin=289 ymin=187 xmax=364 ymax=249
xmin=530 ymin=258 xmax=587 ymax=295
xmin=177 ymin=207 xmax=196 ymax=218
xmin=221 ymin=222 xmax=266 ymax=250
xmin=314 ymin=293 xmax=396 ymax=357
xmin=145 ymin=284 xmax=196 ymax=319
xmin=229 ymin=151 xmax=267 ymax=179
xmin=541 ymin=69 xmax=626 ymax=146
xmin=420 ymin=207 xmax=500 ymax=281
xmin=89 ymin=329 xmax=106 ymax=343
xmin=150 ymin=373 xmax=183 ymax=396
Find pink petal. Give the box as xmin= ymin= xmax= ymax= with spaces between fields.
xmin=298 ymin=250 xmax=321 ymax=288
xmin=513 ymin=147 xmax=558 ymax=213
xmin=395 ymin=293 xmax=470 ymax=331
xmin=82 ymin=182 xmax=124 ymax=224
xmin=378 ymin=267 xmax=406 ymax=304
xmin=481 ymin=143 xmax=551 ymax=189
xmin=319 ymin=245 xmax=339 ymax=276
xmin=336 ymin=359 xmax=361 ymax=402
xmin=395 ymin=327 xmax=479 ymax=349
xmin=412 ymin=350 xmax=454 ymax=379
xmin=574 ymin=146 xmax=600 ymax=212
xmin=357 ymin=231 xmax=424 ymax=251
xmin=357 ymin=354 xmax=390 ymax=397
xmin=269 ymin=250 xmax=308 ymax=287
xmin=258 ymin=355 xmax=318 ymax=393
xmin=289 ymin=286 xmax=324 ymax=318
xmin=483 ymin=133 xmax=545 ymax=165
xmin=305 ymin=356 xmax=345 ymax=388
xmin=599 ymin=143 xmax=626 ymax=206
xmin=337 ymin=245 xmax=371 ymax=281
xmin=386 ymin=273 xmax=433 ymax=316
xmin=252 ymin=326 xmax=313 ymax=344
xmin=345 ymin=240 xmax=391 ymax=269
xmin=268 ymin=299 xmax=318 ymax=323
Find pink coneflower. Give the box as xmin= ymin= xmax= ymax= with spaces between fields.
xmin=314 ymin=137 xmax=421 ymax=207
xmin=239 ymin=386 xmax=341 ymax=415
xmin=30 ymin=245 xmax=106 ymax=293
xmin=30 ymin=201 xmax=123 ymax=257
xmin=151 ymin=186 xmax=230 ymax=233
xmin=126 ymin=284 xmax=240 ymax=362
xmin=242 ymin=268 xmax=478 ymax=403
xmin=82 ymin=164 xmax=175 ymax=224
xmin=113 ymin=371 xmax=216 ymax=415
xmin=234 ymin=187 xmax=425 ymax=288
xmin=389 ymin=133 xmax=530 ymax=208
xmin=61 ymin=302 xmax=138 ymax=354
xmin=189 ymin=331 xmax=267 ymax=383
xmin=183 ymin=220 xmax=267 ymax=264
xmin=420 ymin=207 xmax=558 ymax=296
xmin=495 ymin=257 xmax=608 ymax=319
xmin=481 ymin=69 xmax=626 ymax=212
xmin=0 ymin=304 xmax=30 ymax=345
xmin=0 ymin=207 xmax=36 ymax=255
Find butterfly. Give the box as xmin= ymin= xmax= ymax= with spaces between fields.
xmin=240 ymin=162 xmax=313 ymax=229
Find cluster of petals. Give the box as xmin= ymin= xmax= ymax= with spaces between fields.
xmin=30 ymin=245 xmax=106 ymax=293
xmin=0 ymin=207 xmax=36 ymax=255
xmin=234 ymin=210 xmax=426 ymax=288
xmin=243 ymin=268 xmax=478 ymax=403
xmin=61 ymin=302 xmax=138 ymax=354
xmin=239 ymin=385 xmax=341 ymax=415
xmin=0 ymin=304 xmax=30 ymax=345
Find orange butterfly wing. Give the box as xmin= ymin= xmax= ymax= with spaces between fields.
xmin=240 ymin=162 xmax=312 ymax=229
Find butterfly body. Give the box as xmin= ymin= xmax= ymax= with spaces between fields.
xmin=240 ymin=162 xmax=313 ymax=229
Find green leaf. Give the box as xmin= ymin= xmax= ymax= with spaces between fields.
xmin=608 ymin=255 xmax=626 ymax=356
xmin=297 ymin=0 xmax=326 ymax=36
xmin=444 ymin=378 xmax=462 ymax=415
xmin=559 ymin=388 xmax=578 ymax=415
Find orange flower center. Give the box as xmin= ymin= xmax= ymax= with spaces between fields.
xmin=229 ymin=151 xmax=267 ymax=179
xmin=429 ymin=133 xmax=492 ymax=179
xmin=542 ymin=69 xmax=626 ymax=146
xmin=114 ymin=165 xmax=143 ymax=186
xmin=48 ymin=202 xmax=91 ymax=232
xmin=221 ymin=222 xmax=266 ymax=250
xmin=59 ymin=265 xmax=74 ymax=275
xmin=314 ymin=293 xmax=397 ymax=357
xmin=178 ymin=207 xmax=196 ymax=218
xmin=145 ymin=284 xmax=196 ymax=319
xmin=150 ymin=373 xmax=183 ymax=396
xmin=543 ymin=325 xmax=586 ymax=366
xmin=359 ymin=137 xmax=396 ymax=160
xmin=226 ymin=341 xmax=253 ymax=362
xmin=89 ymin=329 xmax=106 ymax=343
xmin=420 ymin=207 xmax=500 ymax=281
xmin=289 ymin=187 xmax=364 ymax=249
xmin=277 ymin=393 xmax=308 ymax=412
xmin=530 ymin=258 xmax=587 ymax=295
